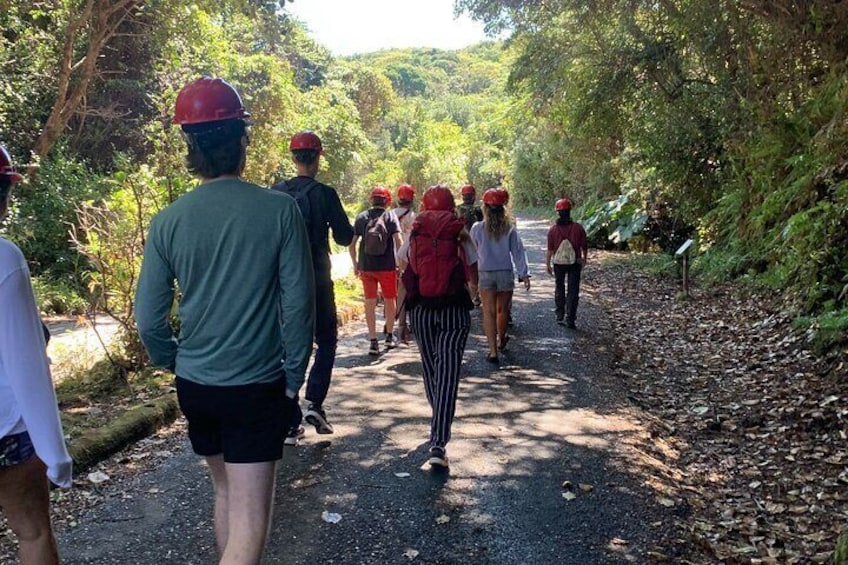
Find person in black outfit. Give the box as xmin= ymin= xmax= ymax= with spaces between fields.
xmin=271 ymin=130 xmax=353 ymax=443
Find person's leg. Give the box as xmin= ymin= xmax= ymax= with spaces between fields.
xmin=410 ymin=307 xmax=438 ymax=407
xmin=396 ymin=277 xmax=409 ymax=342
xmin=554 ymin=264 xmax=566 ymax=321
xmin=361 ymin=272 xmax=379 ymax=340
xmin=496 ymin=291 xmax=512 ymax=347
xmin=0 ymin=455 xmax=59 ymax=565
xmin=565 ymin=264 xmax=582 ymax=327
xmin=430 ymin=307 xmax=471 ymax=450
xmin=364 ymin=298 xmax=378 ymax=339
xmin=220 ymin=461 xmax=277 ymax=565
xmin=306 ymin=276 xmax=337 ymax=407
xmin=380 ymin=271 xmax=398 ymax=336
xmin=217 ymin=378 xmax=286 ymax=564
xmin=285 ymin=398 xmax=304 ymax=442
xmin=205 ymin=454 xmax=229 ymax=555
xmin=469 ymin=280 xmax=480 ymax=307
xmin=480 ymin=288 xmax=498 ymax=358
xmin=384 ymin=298 xmax=397 ymax=334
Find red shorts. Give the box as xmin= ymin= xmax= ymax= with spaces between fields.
xmin=360 ymin=270 xmax=398 ymax=300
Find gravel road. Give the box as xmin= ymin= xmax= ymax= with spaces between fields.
xmin=47 ymin=217 xmax=668 ymax=564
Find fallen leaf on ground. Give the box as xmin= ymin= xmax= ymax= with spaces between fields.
xmin=436 ymin=514 xmax=451 ymax=524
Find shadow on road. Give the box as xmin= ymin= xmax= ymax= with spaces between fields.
xmin=55 ymin=216 xmax=672 ymax=565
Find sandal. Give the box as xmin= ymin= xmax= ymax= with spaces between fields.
xmin=486 ymin=355 xmax=500 ymax=364
xmin=498 ymin=336 xmax=510 ymax=351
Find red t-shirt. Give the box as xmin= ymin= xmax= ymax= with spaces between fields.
xmin=547 ymin=222 xmax=587 ymax=258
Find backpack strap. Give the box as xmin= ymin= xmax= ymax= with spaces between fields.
xmin=292 ymin=178 xmax=321 ymax=198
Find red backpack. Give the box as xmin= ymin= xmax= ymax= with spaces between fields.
xmin=405 ymin=210 xmax=467 ymax=298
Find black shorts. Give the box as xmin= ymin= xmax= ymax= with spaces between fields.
xmin=176 ymin=376 xmax=287 ymax=463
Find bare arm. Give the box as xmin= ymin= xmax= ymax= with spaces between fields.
xmin=349 ymin=236 xmax=360 ymax=276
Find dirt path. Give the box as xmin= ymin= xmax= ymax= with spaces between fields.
xmin=49 ymin=217 xmax=672 ymax=564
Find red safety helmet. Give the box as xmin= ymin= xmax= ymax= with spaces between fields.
xmin=482 ymin=188 xmax=509 ymax=206
xmin=460 ymin=184 xmax=475 ymax=196
xmin=421 ymin=185 xmax=455 ymax=212
xmin=290 ymin=130 xmax=323 ymax=154
xmin=370 ymin=186 xmax=391 ymax=202
xmin=172 ymin=77 xmax=250 ymax=126
xmin=555 ymin=198 xmax=572 ymax=211
xmin=0 ymin=147 xmax=23 ymax=183
xmin=397 ymin=184 xmax=415 ymax=201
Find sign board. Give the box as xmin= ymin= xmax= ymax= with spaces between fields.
xmin=675 ymin=239 xmax=693 ymax=256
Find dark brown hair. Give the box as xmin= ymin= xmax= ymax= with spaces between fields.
xmin=292 ymin=149 xmax=319 ymax=166
xmin=182 ymin=119 xmax=247 ymax=178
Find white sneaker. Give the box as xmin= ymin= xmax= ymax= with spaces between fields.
xmin=284 ymin=425 xmax=305 ymax=446
xmin=428 ymin=447 xmax=449 ymax=468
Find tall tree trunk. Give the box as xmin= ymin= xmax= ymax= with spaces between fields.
xmin=31 ymin=0 xmax=142 ymax=163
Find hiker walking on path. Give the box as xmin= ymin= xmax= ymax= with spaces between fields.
xmin=546 ymin=197 xmax=588 ymax=329
xmin=392 ymin=183 xmax=416 ymax=344
xmin=0 ymin=146 xmax=72 ymax=565
xmin=456 ymin=184 xmax=483 ymax=306
xmin=470 ymin=188 xmax=530 ymax=364
xmin=135 ymin=77 xmax=314 ymax=565
xmin=399 ymin=186 xmax=477 ymax=468
xmin=349 ymin=186 xmax=403 ymax=355
xmin=271 ymin=130 xmax=353 ymax=444
xmin=456 ymin=184 xmax=483 ymax=231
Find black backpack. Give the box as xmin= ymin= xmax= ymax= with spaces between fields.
xmin=363 ymin=212 xmax=390 ymax=256
xmin=272 ymin=178 xmax=320 ymax=243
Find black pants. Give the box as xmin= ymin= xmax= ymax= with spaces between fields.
xmin=554 ymin=263 xmax=582 ymax=324
xmin=291 ymin=273 xmax=337 ymax=428
xmin=409 ymin=305 xmax=471 ymax=449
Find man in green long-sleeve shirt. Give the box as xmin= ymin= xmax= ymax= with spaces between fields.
xmin=134 ymin=77 xmax=314 ymax=564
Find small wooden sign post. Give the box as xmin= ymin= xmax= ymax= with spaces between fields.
xmin=675 ymin=239 xmax=694 ymax=299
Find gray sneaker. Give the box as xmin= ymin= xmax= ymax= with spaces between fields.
xmin=368 ymin=339 xmax=380 ymax=356
xmin=304 ymin=404 xmax=334 ymax=435
xmin=385 ymin=333 xmax=396 ymax=350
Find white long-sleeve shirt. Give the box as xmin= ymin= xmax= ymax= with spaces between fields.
xmin=0 ymin=237 xmax=72 ymax=487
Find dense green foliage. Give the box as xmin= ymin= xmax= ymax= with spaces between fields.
xmin=457 ymin=0 xmax=848 ymax=344
xmin=1 ymin=0 xmax=845 ymax=354
xmin=0 ymin=1 xmax=517 ymax=365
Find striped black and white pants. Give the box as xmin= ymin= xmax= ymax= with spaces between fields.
xmin=409 ymin=305 xmax=471 ymax=449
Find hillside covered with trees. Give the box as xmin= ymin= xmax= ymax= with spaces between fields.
xmin=1 ymin=0 xmax=846 ymax=359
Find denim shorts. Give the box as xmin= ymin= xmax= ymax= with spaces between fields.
xmin=478 ymin=269 xmax=515 ymax=291
xmin=0 ymin=431 xmax=36 ymax=469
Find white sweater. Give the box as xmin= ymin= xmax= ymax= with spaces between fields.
xmin=0 ymin=237 xmax=72 ymax=487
